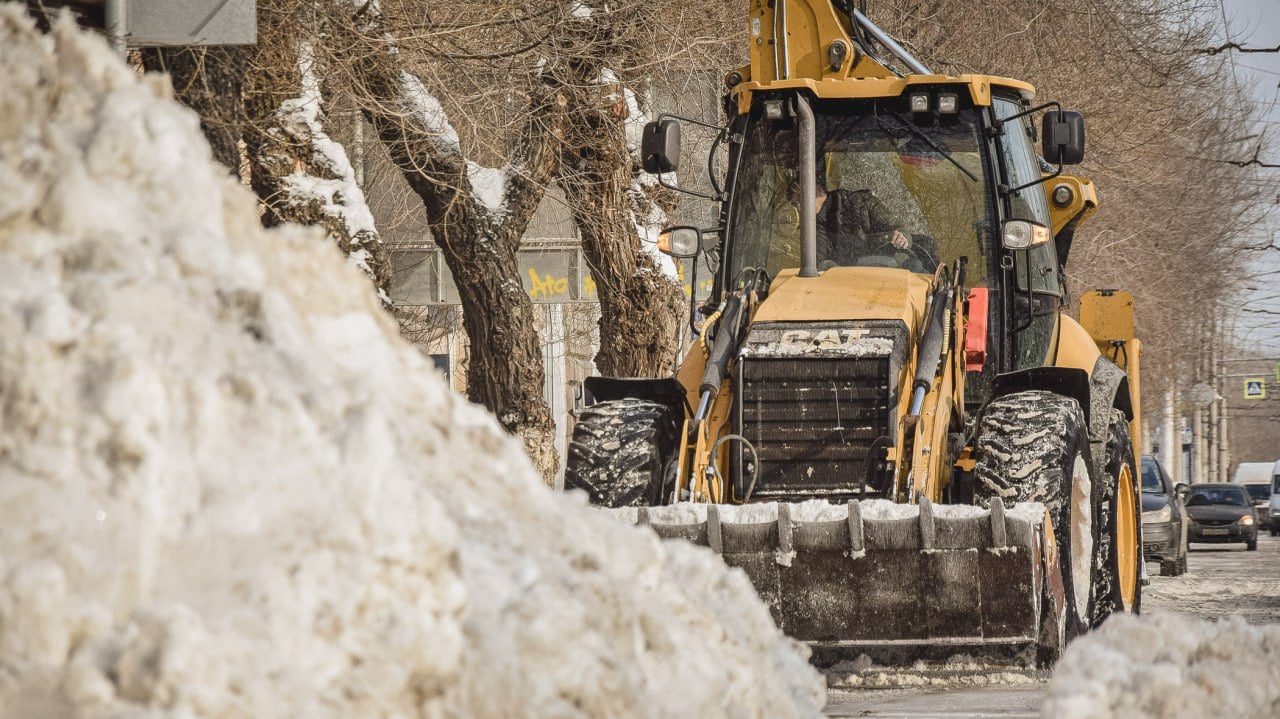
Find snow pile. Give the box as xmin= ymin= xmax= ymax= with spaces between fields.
xmin=0 ymin=10 xmax=823 ymax=718
xmin=1042 ymin=613 xmax=1280 ymax=718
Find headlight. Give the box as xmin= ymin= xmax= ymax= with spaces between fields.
xmin=1143 ymin=505 xmax=1172 ymax=523
xmin=1240 ymin=514 xmax=1255 ymax=526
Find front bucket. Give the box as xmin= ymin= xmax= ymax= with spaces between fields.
xmin=612 ymin=498 xmax=1059 ymax=666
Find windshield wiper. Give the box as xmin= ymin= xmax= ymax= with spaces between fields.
xmin=881 ymin=112 xmax=978 ymax=182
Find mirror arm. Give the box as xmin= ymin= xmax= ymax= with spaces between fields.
xmin=996 ymin=101 xmax=1066 ymax=197
xmin=653 ymin=172 xmax=720 ymax=201
xmin=1003 ymin=161 xmax=1062 ymax=197
xmin=649 ymin=112 xmax=730 ymax=202
xmin=1000 ymin=100 xmax=1061 ymax=126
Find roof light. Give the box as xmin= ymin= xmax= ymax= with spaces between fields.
xmin=937 ymin=93 xmax=958 ymax=114
xmin=909 ymin=93 xmax=930 ymax=113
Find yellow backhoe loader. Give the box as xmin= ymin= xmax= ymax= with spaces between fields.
xmin=565 ymin=1 xmax=1143 ymax=666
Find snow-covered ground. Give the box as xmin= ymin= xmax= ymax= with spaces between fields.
xmin=1042 ymin=613 xmax=1280 ymax=717
xmin=0 ymin=9 xmax=822 ymax=718
xmin=1042 ymin=540 xmax=1280 ymax=718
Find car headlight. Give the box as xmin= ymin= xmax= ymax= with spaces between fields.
xmin=1143 ymin=505 xmax=1172 ymax=523
xmin=1240 ymin=514 xmax=1255 ymax=526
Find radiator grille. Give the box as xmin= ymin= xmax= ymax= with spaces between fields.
xmin=739 ymin=356 xmax=893 ymax=495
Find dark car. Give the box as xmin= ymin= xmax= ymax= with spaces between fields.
xmin=1141 ymin=455 xmax=1188 ymax=575
xmin=1185 ymin=483 xmax=1258 ymax=551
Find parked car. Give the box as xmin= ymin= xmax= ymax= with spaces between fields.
xmin=1141 ymin=455 xmax=1188 ymax=575
xmin=1185 ymin=483 xmax=1258 ymax=551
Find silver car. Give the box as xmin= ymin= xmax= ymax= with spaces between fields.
xmin=1141 ymin=455 xmax=1188 ymax=576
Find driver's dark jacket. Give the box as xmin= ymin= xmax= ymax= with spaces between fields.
xmin=815 ymin=189 xmax=902 ymax=265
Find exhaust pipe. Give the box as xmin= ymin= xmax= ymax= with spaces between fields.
xmin=797 ymin=95 xmax=818 ymax=278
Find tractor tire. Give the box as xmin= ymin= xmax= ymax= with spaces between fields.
xmin=564 ymin=398 xmax=680 ymax=508
xmin=1092 ymin=409 xmax=1142 ymax=625
xmin=974 ymin=390 xmax=1096 ymax=655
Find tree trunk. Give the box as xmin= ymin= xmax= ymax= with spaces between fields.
xmin=558 ymin=113 xmax=684 ymax=377
xmin=555 ymin=10 xmax=684 ymax=378
xmin=340 ymin=10 xmax=564 ymax=481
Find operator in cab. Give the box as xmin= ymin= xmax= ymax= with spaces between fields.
xmin=789 ymin=177 xmax=939 ymax=272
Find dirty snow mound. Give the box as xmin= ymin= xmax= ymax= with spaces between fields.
xmin=1042 ymin=613 xmax=1280 ymax=718
xmin=0 ymin=10 xmax=823 ymax=718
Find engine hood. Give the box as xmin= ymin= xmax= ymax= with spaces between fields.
xmin=1186 ymin=505 xmax=1251 ymax=522
xmin=756 ymin=267 xmax=933 ymax=329
xmin=1141 ymin=493 xmax=1170 ymax=514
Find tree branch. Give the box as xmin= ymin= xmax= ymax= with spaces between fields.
xmin=1196 ymin=42 xmax=1280 ymax=55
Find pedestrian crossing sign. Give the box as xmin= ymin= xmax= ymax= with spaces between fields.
xmin=1245 ymin=378 xmax=1267 ymax=400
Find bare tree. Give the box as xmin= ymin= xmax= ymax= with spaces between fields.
xmin=332 ymin=1 xmax=566 ymax=479
xmin=244 ymin=2 xmax=391 ymax=301
xmin=553 ymin=2 xmax=686 ymax=377
xmin=138 ymin=1 xmax=392 ymax=300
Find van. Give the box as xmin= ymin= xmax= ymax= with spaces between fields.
xmin=1271 ymin=461 xmax=1280 ymax=537
xmin=1233 ymin=463 xmax=1274 ymax=533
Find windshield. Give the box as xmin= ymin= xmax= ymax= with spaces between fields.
xmin=1186 ymin=487 xmax=1248 ymax=507
xmin=1140 ymin=458 xmax=1164 ymax=494
xmin=1244 ymin=484 xmax=1269 ymax=502
xmin=725 ymin=98 xmax=993 ymax=283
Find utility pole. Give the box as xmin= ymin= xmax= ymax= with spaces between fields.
xmin=1160 ymin=389 xmax=1182 ymax=486
xmin=1192 ymin=403 xmax=1205 ymax=483
xmin=105 ymin=0 xmax=127 ymax=57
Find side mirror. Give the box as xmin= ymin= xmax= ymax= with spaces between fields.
xmin=1001 ymin=219 xmax=1050 ymax=250
xmin=1042 ymin=111 xmax=1085 ymax=165
xmin=641 ymin=119 xmax=681 ymax=174
xmin=657 ymin=226 xmax=701 ymax=258
xmin=1175 ymin=482 xmax=1190 ymax=499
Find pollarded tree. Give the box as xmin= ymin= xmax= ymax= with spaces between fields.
xmin=333 ymin=1 xmax=567 ymax=479
xmin=552 ymin=2 xmax=687 ymax=377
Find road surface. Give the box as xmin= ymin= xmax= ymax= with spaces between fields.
xmin=823 ymin=533 xmax=1280 ymax=717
